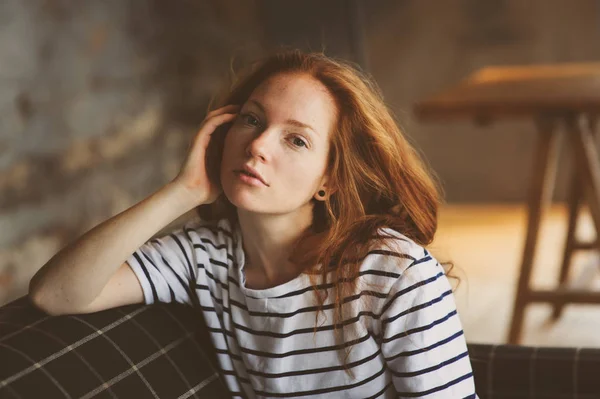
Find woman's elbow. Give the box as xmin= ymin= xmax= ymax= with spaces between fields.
xmin=28 ymin=281 xmax=75 ymax=316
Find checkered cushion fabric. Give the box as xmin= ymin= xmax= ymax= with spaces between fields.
xmin=3 ymin=296 xmax=600 ymax=399
xmin=469 ymin=343 xmax=600 ymax=399
xmin=0 ymin=296 xmax=230 ymax=398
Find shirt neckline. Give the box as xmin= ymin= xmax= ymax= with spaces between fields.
xmin=231 ymin=219 xmax=309 ymax=299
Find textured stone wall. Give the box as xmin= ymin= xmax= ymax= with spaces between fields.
xmin=0 ymin=0 xmax=267 ymax=305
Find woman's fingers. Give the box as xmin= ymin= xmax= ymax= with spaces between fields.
xmin=204 ymin=111 xmax=238 ymax=132
xmin=192 ymin=112 xmax=237 ymax=154
xmin=197 ymin=105 xmax=239 ymax=141
xmin=206 ymin=104 xmax=240 ymax=119
xmin=186 ymin=104 xmax=239 ymax=165
xmin=200 ymin=112 xmax=237 ymax=140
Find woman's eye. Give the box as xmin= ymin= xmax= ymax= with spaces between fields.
xmin=291 ymin=136 xmax=308 ymax=148
xmin=243 ymin=114 xmax=260 ymax=127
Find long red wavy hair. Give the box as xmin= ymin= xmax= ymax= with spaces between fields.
xmin=197 ymin=49 xmax=444 ymax=368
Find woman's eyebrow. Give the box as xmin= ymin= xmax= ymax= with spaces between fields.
xmin=248 ymin=99 xmax=318 ymax=136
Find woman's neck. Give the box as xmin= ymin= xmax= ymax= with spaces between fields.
xmin=237 ymin=206 xmax=313 ymax=289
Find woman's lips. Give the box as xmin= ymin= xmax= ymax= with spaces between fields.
xmin=235 ymin=170 xmax=267 ymax=187
xmin=240 ymin=164 xmax=269 ymax=186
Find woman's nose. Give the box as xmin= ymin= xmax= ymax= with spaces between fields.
xmin=246 ymin=129 xmax=274 ymax=161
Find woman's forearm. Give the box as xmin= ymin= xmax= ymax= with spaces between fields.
xmin=29 ymin=182 xmax=200 ymax=313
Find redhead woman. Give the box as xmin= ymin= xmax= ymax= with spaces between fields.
xmin=30 ymin=50 xmax=479 ymax=398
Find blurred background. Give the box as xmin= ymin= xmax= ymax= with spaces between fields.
xmin=2 ymin=0 xmax=600 ymax=346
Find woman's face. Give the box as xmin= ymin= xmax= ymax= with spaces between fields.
xmin=220 ymin=73 xmax=337 ymax=216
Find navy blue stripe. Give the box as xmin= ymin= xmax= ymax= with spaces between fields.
xmin=196 ymin=289 xmax=457 ymax=344
xmin=369 ymin=249 xmax=415 ymax=261
xmin=196 ymin=285 xmax=225 ymax=307
xmin=382 ymin=288 xmax=452 ymax=326
xmin=141 ymin=251 xmax=194 ymax=303
xmin=228 ymin=289 xmax=387 ymax=318
xmin=197 ymin=263 xmax=401 ymax=302
xmin=380 ymin=271 xmax=443 ymax=315
xmin=382 ymin=310 xmax=458 ymax=343
xmin=200 ymin=237 xmax=229 ymax=250
xmin=195 ymin=269 xmax=408 ymax=320
xmin=215 ymin=348 xmax=243 ymax=362
xmin=272 ymin=252 xmax=431 ymax=299
xmin=193 ymin=242 xmax=235 ymax=263
xmin=252 ymin=365 xmax=387 ymax=397
xmin=191 ymin=245 xmax=409 ymax=282
xmin=220 ymin=369 xmax=251 ymax=385
xmin=246 ymin=349 xmax=381 ymax=378
xmin=187 ymin=224 xmax=234 ymax=240
xmin=410 ymin=255 xmax=432 ymax=268
xmin=203 ymin=267 xmax=229 ymax=291
xmin=139 ymin=252 xmax=174 ymax=302
xmin=167 ymin=283 xmax=175 ymax=302
xmin=211 ymin=327 xmax=464 ymax=364
xmin=360 ymin=269 xmax=401 ymax=279
xmin=168 ymin=233 xmax=201 ymax=307
xmin=314 ymin=268 xmax=404 ymax=281
xmin=169 ymin=233 xmax=195 ymax=279
xmin=396 ymin=372 xmax=474 ymax=397
xmin=196 ymin=262 xmax=241 ymax=287
xmin=364 ymin=382 xmax=392 ymax=399
xmin=209 ymin=258 xmax=230 ymax=269
xmin=385 ymin=330 xmax=465 ymax=361
xmin=390 ymin=351 xmax=469 ymax=378
xmin=184 ymin=224 xmax=234 ymax=261
xmin=228 ymin=309 xmax=380 ymax=338
xmin=131 ymin=252 xmax=158 ymax=303
xmin=229 ymin=331 xmax=372 ymax=359
xmin=195 ymin=261 xmax=440 ymax=321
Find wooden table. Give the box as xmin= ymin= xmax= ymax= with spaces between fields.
xmin=413 ymin=63 xmax=600 ymax=344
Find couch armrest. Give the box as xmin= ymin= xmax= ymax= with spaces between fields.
xmin=468 ymin=343 xmax=600 ymax=399
xmin=0 ymin=296 xmax=230 ymax=398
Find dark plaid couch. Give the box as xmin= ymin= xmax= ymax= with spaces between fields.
xmin=1 ymin=296 xmax=599 ymax=398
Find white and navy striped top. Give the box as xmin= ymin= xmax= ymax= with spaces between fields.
xmin=126 ymin=218 xmax=478 ymax=398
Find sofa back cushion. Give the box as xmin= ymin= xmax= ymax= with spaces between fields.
xmin=0 ymin=296 xmax=230 ymax=398
xmin=3 ymin=296 xmax=600 ymax=399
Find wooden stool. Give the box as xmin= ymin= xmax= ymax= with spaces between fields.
xmin=413 ymin=63 xmax=600 ymax=344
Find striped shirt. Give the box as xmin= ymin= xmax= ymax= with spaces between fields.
xmin=126 ymin=218 xmax=478 ymax=398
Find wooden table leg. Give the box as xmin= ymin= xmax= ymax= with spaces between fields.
xmin=507 ymin=117 xmax=561 ymax=344
xmin=552 ymin=116 xmax=597 ymax=320
xmin=551 ymin=171 xmax=582 ymax=320
xmin=568 ymin=114 xmax=600 ymax=250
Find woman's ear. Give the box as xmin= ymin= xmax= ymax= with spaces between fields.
xmin=314 ymin=178 xmax=337 ymax=201
xmin=314 ymin=189 xmax=327 ymax=201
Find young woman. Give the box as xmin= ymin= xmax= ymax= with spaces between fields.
xmin=29 ymin=50 xmax=479 ymax=398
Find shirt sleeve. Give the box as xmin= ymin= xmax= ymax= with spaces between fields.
xmin=126 ymin=222 xmax=198 ymax=306
xmin=379 ymin=251 xmax=477 ymax=398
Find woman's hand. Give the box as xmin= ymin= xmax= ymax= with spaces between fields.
xmin=172 ymin=104 xmax=239 ymax=206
